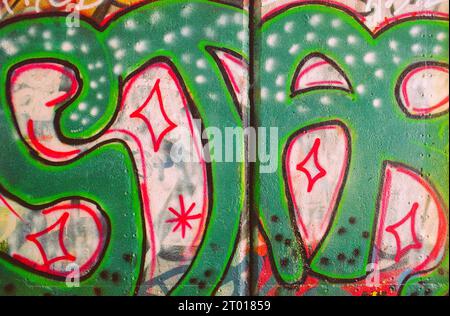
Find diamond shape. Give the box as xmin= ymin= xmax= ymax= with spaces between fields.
xmin=296 ymin=138 xmax=327 ymax=192
xmin=130 ymin=79 xmax=177 ymax=152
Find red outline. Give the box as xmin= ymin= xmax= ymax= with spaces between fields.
xmin=373 ymin=11 xmax=449 ymax=33
xmin=113 ymin=60 xmax=209 ymax=280
xmin=385 ymin=202 xmax=422 ymax=263
xmin=263 ymin=0 xmax=365 ymax=22
xmin=220 ymin=51 xmax=248 ymax=95
xmin=11 ymin=63 xmax=79 ymax=107
xmin=0 ymin=194 xmax=25 ymax=222
xmin=27 ymin=119 xmax=81 ymax=159
xmin=285 ymin=124 xmax=349 ymax=256
xmin=375 ymin=163 xmax=448 ymax=273
xmin=12 ymin=203 xmax=105 ymax=278
xmin=262 ymin=0 xmax=448 ymax=35
xmin=400 ymin=65 xmax=449 ymax=115
xmin=294 ymin=60 xmax=347 ymax=92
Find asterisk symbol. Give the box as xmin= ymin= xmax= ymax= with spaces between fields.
xmin=166 ymin=195 xmax=201 ymax=239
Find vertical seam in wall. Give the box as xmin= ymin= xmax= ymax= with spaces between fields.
xmin=248 ymin=0 xmax=261 ymax=297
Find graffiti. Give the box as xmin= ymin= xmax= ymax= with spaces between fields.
xmin=0 ymin=0 xmax=448 ymax=296
xmin=255 ymin=1 xmax=448 ymax=296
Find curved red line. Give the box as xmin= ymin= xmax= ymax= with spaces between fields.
xmin=27 ymin=120 xmax=80 ymax=159
xmin=374 ymin=164 xmax=448 ymax=274
xmin=118 ymin=61 xmax=209 ymax=273
xmin=43 ymin=204 xmax=105 ymax=275
xmin=222 ymin=61 xmax=242 ymax=94
xmin=374 ymin=11 xmax=449 ymax=34
xmin=286 ymin=124 xmax=348 ymax=257
xmin=262 ymin=0 xmax=365 ymax=22
xmin=11 ymin=63 xmax=78 ymax=107
xmin=306 ymin=80 xmax=345 ymax=87
xmin=401 ymin=65 xmax=449 ymax=115
xmin=224 ymin=52 xmax=247 ymax=68
xmin=162 ymin=63 xmax=209 ymax=248
xmin=295 ymin=60 xmax=330 ymax=91
xmin=399 ymin=168 xmax=447 ymax=272
xmin=0 ymin=195 xmax=25 ymax=222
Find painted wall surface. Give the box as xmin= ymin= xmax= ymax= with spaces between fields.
xmin=0 ymin=0 xmax=448 ymax=296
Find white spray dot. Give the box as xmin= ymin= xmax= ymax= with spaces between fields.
xmin=195 ymin=75 xmax=206 ymax=84
xmin=114 ymin=49 xmax=125 ymax=60
xmin=393 ymin=56 xmax=401 ymax=64
xmin=373 ymin=99 xmax=382 ymax=108
xmin=124 ymin=19 xmax=137 ymax=30
xmin=44 ymin=42 xmax=52 ymax=51
xmin=309 ymin=14 xmax=322 ymax=27
xmin=42 ymin=31 xmax=51 ymax=39
xmin=81 ymin=44 xmax=89 ymax=54
xmin=237 ymin=30 xmax=246 ymax=42
xmin=204 ymin=27 xmax=216 ymax=39
xmin=363 ymin=52 xmax=376 ymax=65
xmin=297 ymin=105 xmax=309 ymax=113
xmin=217 ymin=14 xmax=229 ymax=26
xmin=182 ymin=54 xmax=191 ymax=64
xmin=389 ymin=40 xmax=398 ymax=51
xmin=196 ymin=59 xmax=207 ymax=69
xmin=108 ymin=38 xmax=120 ymax=49
xmin=261 ymin=87 xmax=269 ymax=100
xmin=411 ymin=43 xmax=422 ymax=54
xmin=331 ymin=19 xmax=342 ymax=28
xmin=284 ymin=21 xmax=294 ymax=33
xmin=267 ymin=33 xmax=279 ymax=47
xmin=70 ymin=113 xmax=79 ymax=121
xmin=150 ymin=11 xmax=162 ymax=24
xmin=275 ymin=91 xmax=285 ymax=102
xmin=181 ymin=4 xmax=194 ymax=18
xmin=347 ymin=35 xmax=357 ymax=44
xmin=409 ymin=26 xmax=422 ymax=37
xmin=356 ymin=85 xmax=365 ymax=94
xmin=289 ymin=44 xmax=300 ymax=55
xmin=28 ymin=27 xmax=37 ymax=37
xmin=275 ymin=75 xmax=285 ymax=87
xmin=320 ymin=96 xmax=331 ymax=105
xmin=208 ymin=93 xmax=218 ymax=101
xmin=61 ymin=41 xmax=74 ymax=52
xmin=134 ymin=41 xmax=148 ymax=53
xmin=78 ymin=102 xmax=88 ymax=111
xmin=233 ymin=13 xmax=242 ymax=25
xmin=433 ymin=45 xmax=443 ymax=55
xmin=67 ymin=28 xmax=76 ymax=36
xmin=375 ymin=69 xmax=384 ymax=78
xmin=265 ymin=58 xmax=276 ymax=73
xmin=327 ymin=37 xmax=339 ymax=47
xmin=113 ymin=64 xmax=123 ymax=75
xmin=306 ymin=32 xmax=316 ymax=42
xmin=437 ymin=32 xmax=446 ymax=41
xmin=164 ymin=32 xmax=175 ymax=44
xmin=181 ymin=26 xmax=192 ymax=37
xmin=90 ymin=107 xmax=99 ymax=116
xmin=345 ymin=55 xmax=355 ymax=65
